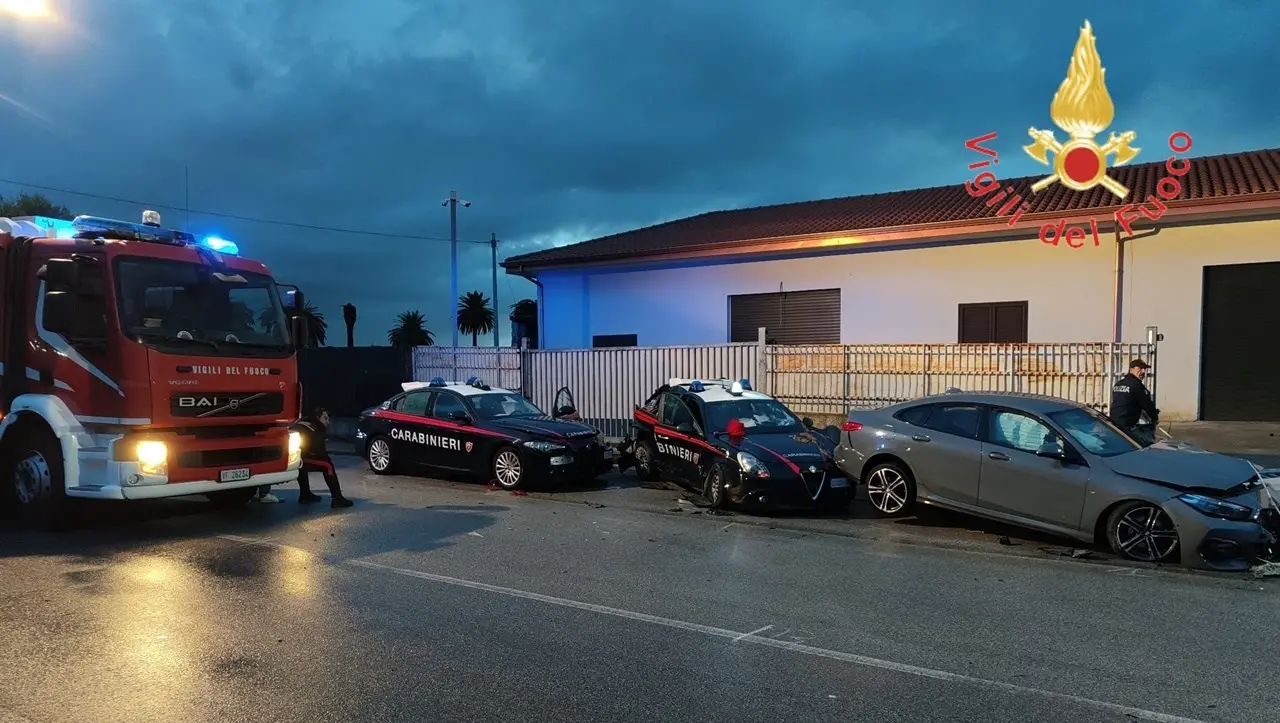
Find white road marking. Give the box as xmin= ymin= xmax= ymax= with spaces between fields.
xmin=218 ymin=534 xmax=1207 ymax=723
xmin=734 ymin=624 xmax=772 ymax=642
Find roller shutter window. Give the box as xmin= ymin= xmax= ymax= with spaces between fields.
xmin=729 ymin=289 xmax=841 ymax=344
xmin=958 ymin=301 xmax=1028 ymax=343
xmin=1200 ymin=262 xmax=1280 ymax=421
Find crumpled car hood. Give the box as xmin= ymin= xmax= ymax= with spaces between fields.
xmin=1105 ymin=442 xmax=1258 ymax=491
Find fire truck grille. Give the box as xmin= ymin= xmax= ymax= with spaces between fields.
xmin=170 ymin=392 xmax=285 ymax=418
xmin=177 ymin=446 xmax=283 ymax=469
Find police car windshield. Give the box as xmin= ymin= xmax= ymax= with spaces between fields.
xmin=705 ymin=399 xmax=804 ymax=435
xmin=1047 ymin=408 xmax=1142 ymax=457
xmin=114 ymin=257 xmax=290 ymax=353
xmin=470 ymin=392 xmax=544 ymax=420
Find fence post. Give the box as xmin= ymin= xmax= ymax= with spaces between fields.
xmin=842 ymin=344 xmax=851 ymax=413
xmin=756 ymin=327 xmax=769 ymax=395
xmin=519 ymin=337 xmax=531 ymax=400
xmin=1007 ymin=345 xmax=1017 ymax=392
xmin=921 ymin=344 xmax=931 ymax=397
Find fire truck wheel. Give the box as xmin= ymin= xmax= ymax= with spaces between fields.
xmin=206 ymin=487 xmax=257 ymax=508
xmin=9 ymin=428 xmax=67 ymax=526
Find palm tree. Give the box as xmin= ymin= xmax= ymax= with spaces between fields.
xmin=456 ymin=291 xmax=495 ymax=346
xmin=510 ymin=298 xmax=538 ymax=349
xmin=342 ymin=303 xmax=357 ymax=348
xmin=388 ymin=310 xmax=435 ymax=348
xmin=300 ymin=302 xmax=327 ymax=346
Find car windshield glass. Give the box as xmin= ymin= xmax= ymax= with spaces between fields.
xmin=1048 ymin=408 xmax=1142 ymax=457
xmin=470 ymin=392 xmax=544 ymax=419
xmin=114 ymin=257 xmax=290 ymax=351
xmin=705 ymin=398 xmax=804 ymax=434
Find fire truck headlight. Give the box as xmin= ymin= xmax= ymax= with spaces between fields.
xmin=288 ymin=431 xmax=303 ymax=466
xmin=136 ymin=441 xmax=168 ymax=474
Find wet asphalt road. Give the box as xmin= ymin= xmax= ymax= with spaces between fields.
xmin=1 ymin=457 xmax=1277 ymax=723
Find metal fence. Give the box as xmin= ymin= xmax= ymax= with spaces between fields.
xmin=410 ymin=339 xmax=1157 ymax=435
xmin=411 ymin=347 xmax=524 ymax=393
xmin=766 ymin=342 xmax=1157 ymax=418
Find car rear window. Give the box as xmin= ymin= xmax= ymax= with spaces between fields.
xmin=919 ymin=404 xmax=981 ymax=439
xmin=893 ymin=405 xmax=932 ymax=425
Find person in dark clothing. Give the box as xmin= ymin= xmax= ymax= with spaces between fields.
xmin=1109 ymin=359 xmax=1159 ymax=445
xmin=294 ymin=408 xmax=353 ymax=508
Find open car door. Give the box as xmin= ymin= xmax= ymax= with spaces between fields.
xmin=552 ymin=386 xmax=581 ymax=421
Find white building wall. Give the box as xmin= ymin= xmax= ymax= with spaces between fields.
xmin=537 ymin=218 xmax=1280 ymax=421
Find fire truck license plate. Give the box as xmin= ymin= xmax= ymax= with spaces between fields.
xmin=219 ymin=468 xmax=251 ymax=483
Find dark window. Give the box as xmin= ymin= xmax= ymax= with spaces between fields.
xmin=659 ymin=393 xmax=698 ymax=431
xmin=729 ymin=288 xmax=840 ymax=344
xmin=592 ymin=334 xmax=637 ymax=348
xmin=395 ymin=391 xmax=430 ymax=416
xmin=918 ymin=404 xmax=982 ymax=439
xmin=893 ymin=405 xmax=932 ymax=426
xmin=958 ymin=301 xmax=1028 ymax=343
xmin=431 ymin=393 xmax=468 ymax=419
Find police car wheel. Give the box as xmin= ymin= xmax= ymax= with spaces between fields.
xmin=493 ymin=446 xmax=525 ymax=490
xmin=367 ymin=436 xmax=393 ymax=475
xmin=703 ymin=463 xmax=729 ymax=509
xmin=633 ymin=440 xmax=658 ymax=481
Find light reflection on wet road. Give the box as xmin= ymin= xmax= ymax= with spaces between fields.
xmin=0 ymin=458 xmax=1274 ymax=723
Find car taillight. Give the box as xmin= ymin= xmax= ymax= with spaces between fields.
xmin=840 ymin=421 xmax=863 ymax=432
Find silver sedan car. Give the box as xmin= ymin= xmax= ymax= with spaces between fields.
xmin=834 ymin=392 xmax=1279 ymax=571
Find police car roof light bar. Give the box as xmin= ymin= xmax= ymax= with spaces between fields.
xmin=689 ymin=380 xmax=706 ymax=392
xmin=429 ymin=377 xmax=447 ymax=387
xmin=739 ymin=378 xmax=752 ymax=391
xmin=466 ymin=376 xmax=478 ymax=385
xmin=729 ymin=381 xmax=744 ymax=395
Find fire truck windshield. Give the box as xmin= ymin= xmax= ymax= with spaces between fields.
xmin=114 ymin=256 xmax=291 ymax=355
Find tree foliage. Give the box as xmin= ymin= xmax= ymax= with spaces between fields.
xmin=456 ymin=290 xmax=495 ymax=346
xmin=509 ymin=298 xmax=538 ymax=348
xmin=0 ymin=192 xmax=73 ymax=220
xmin=388 ymin=310 xmax=435 ymax=348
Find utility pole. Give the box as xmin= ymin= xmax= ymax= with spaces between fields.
xmin=183 ymin=166 xmax=190 ymax=231
xmin=490 ymin=233 xmax=499 ymax=347
xmin=441 ymin=191 xmax=470 ymax=348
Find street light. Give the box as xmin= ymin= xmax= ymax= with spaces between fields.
xmin=0 ymin=0 xmax=53 ymax=19
xmin=442 ymin=190 xmax=470 ymax=348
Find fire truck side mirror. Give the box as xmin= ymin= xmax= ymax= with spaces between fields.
xmin=41 ymin=290 xmax=75 ymax=337
xmin=40 ymin=258 xmax=79 ymax=289
xmin=290 ymin=314 xmax=313 ymax=350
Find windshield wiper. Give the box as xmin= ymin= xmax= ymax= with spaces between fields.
xmin=135 ymin=333 xmax=221 ymax=352
xmin=223 ymin=339 xmax=289 ymax=351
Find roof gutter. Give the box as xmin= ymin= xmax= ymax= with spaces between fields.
xmin=506 ymin=193 xmax=1280 ymax=273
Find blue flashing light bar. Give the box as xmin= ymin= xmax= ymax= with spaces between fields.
xmin=739 ymin=378 xmax=752 ymax=391
xmin=689 ymin=380 xmax=705 ymax=392
xmin=29 ymin=216 xmax=77 ymax=239
xmin=71 ymin=215 xmax=196 ymax=244
xmin=201 ymin=236 xmax=239 ymax=255
xmin=465 ymin=376 xmax=478 ymax=385
xmin=429 ymin=377 xmax=447 ymax=387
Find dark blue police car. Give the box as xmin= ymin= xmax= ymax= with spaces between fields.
xmin=356 ymin=378 xmax=614 ymax=489
xmin=625 ymin=378 xmax=851 ymax=511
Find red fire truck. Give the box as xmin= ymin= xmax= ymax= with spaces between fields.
xmin=0 ymin=210 xmax=310 ymax=524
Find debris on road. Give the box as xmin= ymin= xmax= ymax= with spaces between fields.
xmin=582 ymin=501 xmax=606 ymax=509
xmin=1251 ymin=561 xmax=1280 ymax=578
xmin=998 ymin=536 xmax=1013 ymax=546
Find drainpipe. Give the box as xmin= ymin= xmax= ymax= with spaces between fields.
xmin=1112 ymin=226 xmax=1124 ymax=343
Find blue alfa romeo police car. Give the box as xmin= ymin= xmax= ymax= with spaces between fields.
xmin=356 ymin=378 xmax=614 ymax=489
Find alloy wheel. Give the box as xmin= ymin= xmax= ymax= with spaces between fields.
xmin=14 ymin=452 xmax=52 ymax=505
xmin=705 ymin=466 xmax=723 ymax=506
xmin=867 ymin=466 xmax=909 ymax=514
xmin=1114 ymin=505 xmax=1180 ymax=562
xmin=369 ymin=439 xmax=391 ymax=472
xmin=495 ymin=450 xmax=523 ymax=488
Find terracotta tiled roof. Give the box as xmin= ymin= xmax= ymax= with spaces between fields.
xmin=503 ymin=148 xmax=1280 ymax=270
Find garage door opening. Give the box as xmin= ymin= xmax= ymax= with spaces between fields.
xmin=1199 ymin=261 xmax=1280 ymax=421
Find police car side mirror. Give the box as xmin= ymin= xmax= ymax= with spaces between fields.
xmin=448 ymin=410 xmax=471 ymax=424
xmin=802 ymin=417 xmax=815 ymax=429
xmin=675 ymin=422 xmax=695 ymax=435
xmin=555 ymin=405 xmax=576 ymax=418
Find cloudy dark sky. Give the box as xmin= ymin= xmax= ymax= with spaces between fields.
xmin=1 ymin=0 xmax=1275 ymax=345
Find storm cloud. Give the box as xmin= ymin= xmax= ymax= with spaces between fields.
xmin=1 ymin=0 xmax=1275 ymax=344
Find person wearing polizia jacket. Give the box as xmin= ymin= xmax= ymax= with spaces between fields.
xmin=1109 ymin=359 xmax=1159 ymax=445
xmin=294 ymin=408 xmax=354 ymax=508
